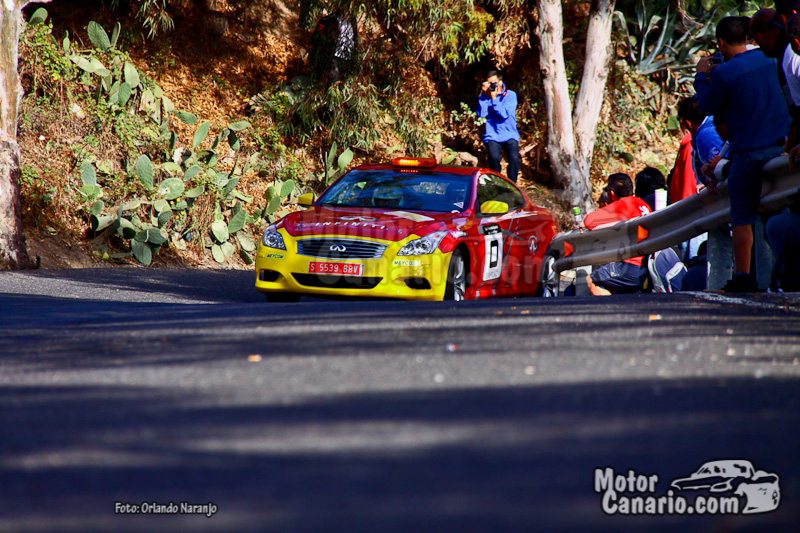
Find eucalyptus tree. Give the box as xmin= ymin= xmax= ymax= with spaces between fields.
xmin=534 ymin=0 xmax=617 ymax=213
xmin=0 ymin=0 xmax=47 ymax=268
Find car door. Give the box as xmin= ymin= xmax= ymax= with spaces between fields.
xmin=475 ymin=174 xmax=550 ymax=295
xmin=473 ymin=173 xmax=523 ymax=295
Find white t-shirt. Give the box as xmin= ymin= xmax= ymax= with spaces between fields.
xmin=782 ymin=43 xmax=800 ymax=106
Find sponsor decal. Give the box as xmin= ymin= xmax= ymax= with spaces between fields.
xmin=594 ymin=459 xmax=780 ymax=516
xmin=296 ymin=221 xmax=387 ymax=230
xmin=393 ymin=259 xmax=423 ymax=267
xmin=265 ymin=253 xmax=285 ymax=259
xmin=481 ymin=223 xmax=503 ymax=281
xmin=384 ymin=211 xmax=434 ymax=222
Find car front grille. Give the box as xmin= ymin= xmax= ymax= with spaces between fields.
xmin=296 ymin=238 xmax=387 ymax=259
xmin=293 ymin=274 xmax=383 ymax=289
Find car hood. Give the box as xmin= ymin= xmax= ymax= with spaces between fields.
xmin=280 ymin=206 xmax=468 ymax=241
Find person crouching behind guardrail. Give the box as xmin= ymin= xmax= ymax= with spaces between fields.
xmin=584 ymin=174 xmax=653 ymax=296
xmin=694 ymin=16 xmax=791 ymax=292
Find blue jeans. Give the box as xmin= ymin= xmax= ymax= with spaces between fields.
xmin=728 ymin=146 xmax=784 ymax=226
xmin=485 ymin=139 xmax=520 ymax=183
xmin=590 ymin=261 xmax=648 ymax=294
xmin=766 ymin=211 xmax=800 ymax=290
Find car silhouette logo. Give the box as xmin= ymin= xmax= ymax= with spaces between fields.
xmin=330 ymin=244 xmax=347 ymax=252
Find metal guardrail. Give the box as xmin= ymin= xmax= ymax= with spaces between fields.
xmin=548 ymin=156 xmax=800 ymax=274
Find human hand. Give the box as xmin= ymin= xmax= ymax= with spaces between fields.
xmin=702 ymin=155 xmax=722 ymax=179
xmin=481 ymin=81 xmax=491 ymax=95
xmin=696 ymin=57 xmax=714 ymax=76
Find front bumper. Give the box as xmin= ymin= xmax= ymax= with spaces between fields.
xmin=254 ymin=231 xmax=453 ymax=301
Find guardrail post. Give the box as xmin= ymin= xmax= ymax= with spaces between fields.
xmin=707 ymin=225 xmax=733 ymax=290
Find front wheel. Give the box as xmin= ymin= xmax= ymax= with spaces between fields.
xmin=444 ymin=249 xmax=467 ymax=301
xmin=537 ymin=251 xmax=559 ymax=297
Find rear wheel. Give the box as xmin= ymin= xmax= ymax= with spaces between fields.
xmin=444 ymin=249 xmax=467 ymax=301
xmin=265 ymin=292 xmax=301 ymax=303
xmin=537 ymin=251 xmax=559 ymax=297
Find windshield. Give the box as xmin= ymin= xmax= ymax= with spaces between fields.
xmin=318 ymin=170 xmax=473 ymax=213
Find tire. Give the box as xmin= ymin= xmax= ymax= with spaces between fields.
xmin=537 ymin=251 xmax=559 ymax=297
xmin=265 ymin=292 xmax=301 ymax=303
xmin=444 ymin=249 xmax=467 ymax=301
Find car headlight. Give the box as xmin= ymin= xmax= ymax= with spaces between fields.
xmin=397 ymin=231 xmax=447 ymax=256
xmin=261 ymin=224 xmax=287 ymax=250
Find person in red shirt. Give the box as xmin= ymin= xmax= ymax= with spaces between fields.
xmin=585 ymin=173 xmax=653 ymax=295
xmin=669 ymin=132 xmax=697 ymax=204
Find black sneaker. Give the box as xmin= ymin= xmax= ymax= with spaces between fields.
xmin=721 ymin=274 xmax=759 ymax=293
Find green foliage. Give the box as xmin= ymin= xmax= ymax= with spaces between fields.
xmin=275 ymin=81 xmax=383 ymax=151
xmin=441 ymin=8 xmax=495 ymax=67
xmin=21 ymin=14 xmax=76 ymax=92
xmin=20 ymin=11 xmax=306 ymax=267
xmin=280 ymin=1 xmax=500 ymax=157
xmin=450 ymin=102 xmax=485 ymax=127
xmin=612 ymin=0 xmax=760 ymax=77
xmin=86 ymin=118 xmax=263 ymax=264
xmin=67 ymin=20 xmax=171 ymax=129
xmin=316 ymin=142 xmax=353 ymax=186
xmin=263 ymin=177 xmax=298 ymax=223
xmin=299 ymin=1 xmax=487 ymax=68
xmin=109 ymin=0 xmax=175 ymax=38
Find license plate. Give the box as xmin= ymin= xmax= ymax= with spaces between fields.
xmin=308 ymin=261 xmax=364 ymax=276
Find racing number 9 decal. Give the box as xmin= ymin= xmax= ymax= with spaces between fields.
xmin=482 ymin=224 xmax=503 ymax=281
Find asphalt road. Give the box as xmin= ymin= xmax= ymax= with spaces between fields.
xmin=1 ymin=268 xmax=799 ymax=532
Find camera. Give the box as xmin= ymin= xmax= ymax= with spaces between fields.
xmin=710 ymin=55 xmax=723 ymax=65
xmin=488 ymin=81 xmax=498 ymax=91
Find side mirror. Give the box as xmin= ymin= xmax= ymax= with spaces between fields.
xmin=297 ymin=193 xmax=315 ymax=207
xmin=480 ymin=200 xmax=509 ymax=215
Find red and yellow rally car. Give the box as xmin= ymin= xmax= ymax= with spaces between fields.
xmin=255 ymin=158 xmax=556 ymax=301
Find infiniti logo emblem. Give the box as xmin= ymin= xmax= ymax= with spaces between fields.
xmin=340 ymin=216 xmax=377 ymax=221
xmin=330 ymin=244 xmax=347 ymax=252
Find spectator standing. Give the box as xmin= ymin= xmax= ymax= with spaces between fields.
xmin=475 ymin=70 xmax=520 ymax=183
xmin=694 ymin=16 xmax=791 ymax=292
xmin=751 ymin=6 xmax=800 ymax=150
xmin=783 ymin=14 xmax=800 ymax=165
xmin=584 ymin=174 xmax=652 ymax=296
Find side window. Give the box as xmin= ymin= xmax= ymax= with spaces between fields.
xmin=477 ymin=174 xmax=525 ymax=213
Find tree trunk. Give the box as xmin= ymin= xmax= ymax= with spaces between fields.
xmin=0 ymin=0 xmax=47 ymax=269
xmin=573 ymin=0 xmax=616 ymax=178
xmin=535 ymin=0 xmax=615 ymax=214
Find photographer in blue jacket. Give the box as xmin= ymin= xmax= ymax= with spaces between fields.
xmin=475 ymin=70 xmax=520 ymax=183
